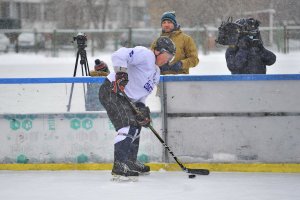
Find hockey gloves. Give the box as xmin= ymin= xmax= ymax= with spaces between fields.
xmin=135 ymin=102 xmax=151 ymax=127
xmin=112 ymin=72 xmax=129 ymax=94
xmin=160 ymin=61 xmax=182 ymax=73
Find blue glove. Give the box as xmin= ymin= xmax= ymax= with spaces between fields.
xmin=160 ymin=63 xmax=171 ymax=72
xmin=160 ymin=61 xmax=182 ymax=72
xmin=170 ymin=61 xmax=182 ymax=72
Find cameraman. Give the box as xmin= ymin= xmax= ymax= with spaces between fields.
xmin=225 ymin=18 xmax=276 ymax=74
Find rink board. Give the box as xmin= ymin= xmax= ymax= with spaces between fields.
xmin=161 ymin=75 xmax=300 ymax=163
xmin=1 ymin=75 xmax=300 ymax=171
xmin=0 ymin=112 xmax=163 ymax=164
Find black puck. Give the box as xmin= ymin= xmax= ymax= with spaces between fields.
xmin=188 ymin=174 xmax=196 ymax=178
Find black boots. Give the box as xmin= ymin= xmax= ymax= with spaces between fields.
xmin=111 ymin=161 xmax=139 ymax=177
xmin=126 ymin=160 xmax=150 ymax=175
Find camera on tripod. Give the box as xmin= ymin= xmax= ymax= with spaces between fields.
xmin=73 ymin=32 xmax=87 ymax=49
xmin=68 ymin=32 xmax=90 ymax=111
xmin=72 ymin=32 xmax=90 ymax=77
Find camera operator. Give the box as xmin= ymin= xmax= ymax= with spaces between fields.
xmin=225 ymin=18 xmax=276 ymax=74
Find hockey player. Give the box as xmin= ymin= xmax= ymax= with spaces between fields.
xmin=99 ymin=37 xmax=176 ymax=181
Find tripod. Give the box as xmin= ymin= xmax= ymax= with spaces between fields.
xmin=67 ymin=47 xmax=90 ymax=111
xmin=73 ymin=47 xmax=90 ymax=77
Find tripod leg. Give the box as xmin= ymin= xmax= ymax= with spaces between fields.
xmin=81 ymin=52 xmax=89 ymax=76
xmin=68 ymin=50 xmax=80 ymax=111
xmin=83 ymin=62 xmax=88 ymax=76
xmin=81 ymin=63 xmax=85 ymax=76
xmin=73 ymin=51 xmax=80 ymax=77
xmin=85 ymin=56 xmax=90 ymax=76
xmin=67 ymin=83 xmax=75 ymax=111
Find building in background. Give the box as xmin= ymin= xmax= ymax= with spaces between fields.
xmin=0 ymin=0 xmax=149 ymax=30
xmin=1 ymin=0 xmax=300 ymax=30
xmin=1 ymin=0 xmax=299 ymax=53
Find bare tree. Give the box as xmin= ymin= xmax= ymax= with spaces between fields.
xmin=86 ymin=0 xmax=110 ymax=29
xmin=54 ymin=0 xmax=88 ymax=29
xmin=147 ymin=0 xmax=300 ymax=27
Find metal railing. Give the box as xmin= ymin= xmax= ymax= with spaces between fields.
xmin=0 ymin=26 xmax=299 ymax=56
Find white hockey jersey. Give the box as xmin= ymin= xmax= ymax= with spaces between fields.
xmin=107 ymin=46 xmax=160 ymax=104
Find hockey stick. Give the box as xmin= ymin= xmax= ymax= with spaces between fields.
xmin=119 ymin=90 xmax=209 ymax=175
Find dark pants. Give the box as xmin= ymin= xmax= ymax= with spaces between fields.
xmin=99 ymin=79 xmax=137 ymax=131
xmin=99 ymin=79 xmax=141 ymax=162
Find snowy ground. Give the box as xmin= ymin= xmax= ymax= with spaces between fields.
xmin=0 ymin=50 xmax=300 ymax=78
xmin=0 ymin=170 xmax=299 ymax=200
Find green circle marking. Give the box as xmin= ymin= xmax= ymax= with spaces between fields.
xmin=22 ymin=119 xmax=33 ymax=131
xmin=70 ymin=119 xmax=81 ymax=130
xmin=10 ymin=119 xmax=21 ymax=130
xmin=138 ymin=154 xmax=149 ymax=163
xmin=82 ymin=119 xmax=93 ymax=130
xmin=17 ymin=154 xmax=29 ymax=164
xmin=77 ymin=154 xmax=88 ymax=163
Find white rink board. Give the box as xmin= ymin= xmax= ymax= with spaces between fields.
xmin=165 ymin=80 xmax=300 ymax=113
xmin=166 ymin=116 xmax=300 ymax=163
xmin=1 ymin=75 xmax=300 ymax=164
xmin=0 ymin=113 xmax=163 ymax=163
xmin=162 ymin=75 xmax=300 ymax=163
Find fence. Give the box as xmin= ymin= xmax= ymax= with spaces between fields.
xmin=0 ymin=26 xmax=300 ymax=56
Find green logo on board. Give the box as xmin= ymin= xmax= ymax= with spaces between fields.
xmin=70 ymin=118 xmax=81 ymax=130
xmin=22 ymin=119 xmax=32 ymax=131
xmin=5 ymin=115 xmax=36 ymax=131
xmin=64 ymin=114 xmax=96 ymax=130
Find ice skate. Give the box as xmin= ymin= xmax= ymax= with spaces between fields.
xmin=127 ymin=160 xmax=150 ymax=175
xmin=111 ymin=161 xmax=139 ymax=182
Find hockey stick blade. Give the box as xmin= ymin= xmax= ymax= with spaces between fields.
xmin=185 ymin=168 xmax=210 ymax=175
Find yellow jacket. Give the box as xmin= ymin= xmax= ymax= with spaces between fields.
xmin=150 ymin=29 xmax=199 ymax=74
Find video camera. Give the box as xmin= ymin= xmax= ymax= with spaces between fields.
xmin=238 ymin=18 xmax=261 ymax=42
xmin=216 ymin=19 xmax=242 ymax=45
xmin=216 ymin=17 xmax=262 ymax=46
xmin=73 ymin=32 xmax=87 ymax=49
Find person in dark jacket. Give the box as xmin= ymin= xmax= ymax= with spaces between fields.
xmin=225 ymin=18 xmax=276 ymax=74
